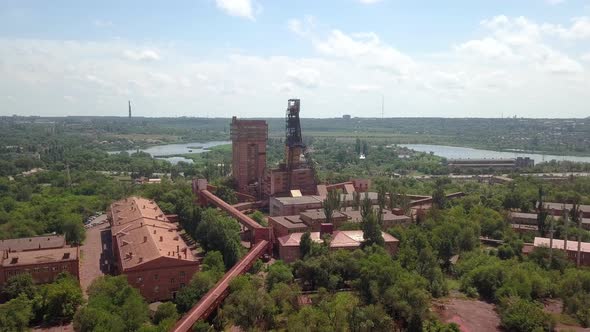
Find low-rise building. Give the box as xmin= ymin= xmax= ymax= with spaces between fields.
xmin=531 ymin=237 xmax=590 ymax=266
xmin=1 ymin=247 xmax=79 ymax=286
xmin=544 ymin=202 xmax=590 ymax=219
xmin=109 ymin=197 xmax=200 ymax=302
xmin=277 ymin=229 xmax=399 ymax=263
xmin=508 ymin=211 xmax=590 ymax=229
xmin=0 ymin=235 xmax=79 ymax=287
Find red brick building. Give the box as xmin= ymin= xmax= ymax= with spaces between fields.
xmin=277 ymin=230 xmax=399 ymax=263
xmin=531 ymin=237 xmax=590 ymax=266
xmin=230 ymin=117 xmax=267 ymax=197
xmin=109 ymin=197 xmax=200 ymax=302
xmin=0 ymin=235 xmax=79 ymax=287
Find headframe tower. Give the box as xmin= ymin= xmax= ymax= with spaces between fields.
xmin=285 ymin=99 xmax=305 ymax=170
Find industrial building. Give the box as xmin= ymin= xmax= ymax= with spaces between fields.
xmin=108 ymin=197 xmax=200 ymax=302
xmin=269 ymin=207 xmax=411 ymax=239
xmin=263 ymin=100 xmax=317 ymax=196
xmin=530 ymin=237 xmax=590 ymax=266
xmin=0 ymin=235 xmax=79 ymax=288
xmin=277 ymin=228 xmax=399 ymax=263
xmin=447 ymin=157 xmax=534 ymax=170
xmin=230 ymin=117 xmax=268 ymax=197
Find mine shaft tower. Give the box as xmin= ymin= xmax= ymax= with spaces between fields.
xmin=285 ymin=99 xmax=305 ymax=170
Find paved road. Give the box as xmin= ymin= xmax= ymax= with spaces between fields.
xmin=79 ymin=220 xmax=113 ymax=296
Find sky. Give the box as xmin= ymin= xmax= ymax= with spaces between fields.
xmin=1 ymin=0 xmax=589 ymax=118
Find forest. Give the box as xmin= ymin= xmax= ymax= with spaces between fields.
xmin=1 ymin=116 xmax=590 ymax=331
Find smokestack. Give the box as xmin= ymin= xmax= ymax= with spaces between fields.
xmin=128 ymin=100 xmax=132 ymax=118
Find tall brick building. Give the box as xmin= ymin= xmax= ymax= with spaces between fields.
xmin=230 ymin=117 xmax=268 ymax=197
xmin=108 ymin=197 xmax=200 ymax=302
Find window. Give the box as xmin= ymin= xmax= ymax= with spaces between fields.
xmin=170 ymin=278 xmax=176 ymax=284
xmin=180 ymin=283 xmax=185 ymax=288
xmin=137 ymin=276 xmax=143 ymax=283
xmin=154 ymin=286 xmax=159 ymax=293
xmin=154 ymin=273 xmax=159 ymax=280
xmin=51 ymin=266 xmax=57 ymax=272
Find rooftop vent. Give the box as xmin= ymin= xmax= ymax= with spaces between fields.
xmin=63 ymin=252 xmax=70 ymax=259
xmin=143 ymin=236 xmax=147 ymax=243
xmin=159 ymin=236 xmax=163 ymax=242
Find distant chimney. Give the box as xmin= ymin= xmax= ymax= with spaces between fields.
xmin=143 ymin=236 xmax=147 ymax=243
xmin=320 ymin=223 xmax=334 ymax=238
xmin=159 ymin=236 xmax=163 ymax=242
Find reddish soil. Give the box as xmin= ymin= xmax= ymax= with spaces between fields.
xmin=433 ymin=297 xmax=501 ymax=332
xmin=32 ymin=324 xmax=73 ymax=332
xmin=543 ymin=299 xmax=590 ymax=332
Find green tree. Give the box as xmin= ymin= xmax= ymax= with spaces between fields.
xmin=300 ymin=231 xmax=313 ymax=259
xmin=2 ymin=273 xmax=36 ymax=300
xmin=0 ymin=294 xmax=32 ymax=332
xmin=222 ymin=276 xmax=273 ymax=330
xmin=195 ymin=209 xmax=244 ymax=269
xmin=61 ymin=217 xmax=86 ymax=245
xmin=75 ymin=275 xmax=149 ymax=332
xmin=35 ymin=273 xmax=84 ymax=324
xmin=498 ymin=297 xmax=554 ymax=332
xmin=153 ymin=302 xmax=179 ymax=325
xmin=323 ymin=189 xmax=341 ymax=224
xmin=361 ymin=211 xmax=384 ymax=247
xmin=250 ymin=210 xmax=268 ymax=227
xmin=266 ymin=261 xmax=294 ymax=291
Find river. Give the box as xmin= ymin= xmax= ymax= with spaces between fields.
xmin=401 ymin=144 xmax=590 ymax=164
xmin=110 ymin=141 xmax=231 ymax=164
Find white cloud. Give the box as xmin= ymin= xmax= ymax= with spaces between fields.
xmin=358 ymin=0 xmax=383 ymax=4
xmin=314 ymin=30 xmax=415 ymax=75
xmin=215 ymin=0 xmax=255 ymax=20
xmin=286 ymin=68 xmax=321 ymax=89
xmin=581 ymin=53 xmax=590 ymax=61
xmin=1 ymin=13 xmax=589 ymax=118
xmin=93 ymin=19 xmax=114 ymax=28
xmin=459 ymin=15 xmax=584 ymax=76
xmin=546 ymin=0 xmax=565 ymax=5
xmin=122 ymin=49 xmax=160 ymax=61
xmin=287 ymin=16 xmax=315 ymax=37
xmin=63 ymin=95 xmax=75 ymax=102
xmin=455 ymin=38 xmax=515 ymax=60
xmin=348 ymin=84 xmax=382 ymax=92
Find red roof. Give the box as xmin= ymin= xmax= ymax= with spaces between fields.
xmin=277 ymin=230 xmax=398 ymax=248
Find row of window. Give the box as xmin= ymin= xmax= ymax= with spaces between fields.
xmin=5 ymin=264 xmax=70 ymax=277
xmin=136 ymin=271 xmax=186 ymax=284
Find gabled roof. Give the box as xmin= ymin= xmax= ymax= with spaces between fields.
xmin=110 ymin=196 xmax=168 ymax=233
xmin=111 ymin=197 xmax=198 ymax=272
xmin=1 ymin=247 xmax=78 ymax=267
xmin=0 ymin=234 xmax=65 ymax=252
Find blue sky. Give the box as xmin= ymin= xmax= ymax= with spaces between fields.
xmin=1 ymin=0 xmax=589 ymax=118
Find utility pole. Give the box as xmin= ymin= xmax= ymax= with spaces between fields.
xmin=65 ymin=163 xmax=72 ymax=189
xmin=563 ymin=204 xmax=568 ymax=251
xmin=381 ymin=94 xmax=384 ymax=120
xmin=548 ymin=217 xmax=554 ymax=268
